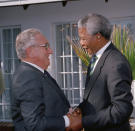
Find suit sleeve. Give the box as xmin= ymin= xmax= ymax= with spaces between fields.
xmin=82 ymin=61 xmax=133 ymax=129
xmin=13 ymin=74 xmax=65 ymax=131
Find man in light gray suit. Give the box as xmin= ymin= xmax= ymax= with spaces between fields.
xmin=11 ymin=28 xmax=70 ymax=131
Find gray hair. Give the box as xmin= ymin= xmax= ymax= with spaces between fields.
xmin=16 ymin=28 xmax=41 ymax=59
xmin=78 ymin=13 xmax=112 ymax=40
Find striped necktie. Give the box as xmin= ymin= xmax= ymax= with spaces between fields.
xmin=89 ymin=54 xmax=98 ymax=76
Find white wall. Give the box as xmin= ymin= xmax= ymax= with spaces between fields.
xmin=0 ymin=0 xmax=135 ymax=76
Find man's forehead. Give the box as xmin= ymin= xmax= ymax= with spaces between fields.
xmin=78 ymin=27 xmax=89 ymax=36
xmin=35 ymin=33 xmax=48 ymax=43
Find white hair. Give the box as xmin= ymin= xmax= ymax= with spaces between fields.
xmin=16 ymin=28 xmax=41 ymax=59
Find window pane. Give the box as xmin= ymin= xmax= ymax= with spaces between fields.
xmin=13 ymin=27 xmax=20 ymax=59
xmin=3 ymin=44 xmax=12 ymax=59
xmin=56 ymin=25 xmax=63 ymax=56
xmin=65 ymin=90 xmax=73 ymax=104
xmin=57 ymin=57 xmax=63 ymax=73
xmin=13 ymin=46 xmax=18 ymax=58
xmin=13 ymin=28 xmax=21 ymax=43
xmin=0 ymin=95 xmax=2 ymax=103
xmin=63 ymin=24 xmax=71 ymax=55
xmin=0 ymin=105 xmax=3 ymax=119
xmin=72 ymin=24 xmax=78 ymax=37
xmin=0 ymin=42 xmax=1 ymax=61
xmin=2 ymin=89 xmax=11 ymax=103
xmin=74 ymin=89 xmax=80 ymax=104
xmin=4 ymin=105 xmax=11 ymax=119
xmin=73 ymin=73 xmax=79 ymax=87
xmin=73 ymin=57 xmax=79 ymax=72
xmin=74 ymin=89 xmax=80 ymax=98
xmin=64 ymin=57 xmax=71 ymax=72
xmin=3 ymin=59 xmax=12 ymax=73
xmin=82 ymin=72 xmax=87 ymax=87
xmin=65 ymin=74 xmax=72 ymax=88
xmin=57 ymin=73 xmax=64 ymax=88
xmin=2 ymin=29 xmax=12 ymax=44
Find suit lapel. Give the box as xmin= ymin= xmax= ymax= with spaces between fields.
xmin=21 ymin=62 xmax=70 ymax=106
xmin=84 ymin=43 xmax=114 ymax=100
xmin=85 ymin=65 xmax=91 ymax=87
xmin=43 ymin=72 xmax=70 ymax=106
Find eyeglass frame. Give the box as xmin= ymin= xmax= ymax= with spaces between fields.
xmin=30 ymin=42 xmax=51 ymax=50
xmin=38 ymin=43 xmax=50 ymax=50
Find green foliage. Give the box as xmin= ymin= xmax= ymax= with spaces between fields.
xmin=66 ymin=36 xmax=91 ymax=67
xmin=111 ymin=25 xmax=135 ymax=79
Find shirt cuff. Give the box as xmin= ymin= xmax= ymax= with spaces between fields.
xmin=63 ymin=115 xmax=70 ymax=127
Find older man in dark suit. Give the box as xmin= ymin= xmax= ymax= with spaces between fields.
xmin=11 ymin=28 xmax=70 ymax=131
xmin=67 ymin=13 xmax=133 ymax=131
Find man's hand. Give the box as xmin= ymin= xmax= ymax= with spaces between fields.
xmin=72 ymin=107 xmax=82 ymax=116
xmin=66 ymin=108 xmax=82 ymax=131
xmin=66 ymin=126 xmax=72 ymax=131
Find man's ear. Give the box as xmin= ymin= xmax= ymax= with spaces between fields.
xmin=97 ymin=35 xmax=101 ymax=39
xmin=96 ymin=33 xmax=102 ymax=40
xmin=96 ymin=33 xmax=103 ymax=42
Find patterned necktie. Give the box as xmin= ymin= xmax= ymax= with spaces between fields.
xmin=89 ymin=54 xmax=98 ymax=76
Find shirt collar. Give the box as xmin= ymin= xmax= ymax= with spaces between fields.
xmin=23 ymin=61 xmax=44 ymax=73
xmin=95 ymin=41 xmax=111 ymax=59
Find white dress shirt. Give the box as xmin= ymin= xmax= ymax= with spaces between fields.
xmin=93 ymin=41 xmax=111 ymax=72
xmin=23 ymin=61 xmax=44 ymax=73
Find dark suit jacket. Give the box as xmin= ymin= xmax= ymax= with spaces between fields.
xmin=80 ymin=43 xmax=133 ymax=131
xmin=11 ymin=62 xmax=70 ymax=131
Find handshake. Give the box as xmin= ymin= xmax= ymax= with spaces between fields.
xmin=66 ymin=107 xmax=83 ymax=131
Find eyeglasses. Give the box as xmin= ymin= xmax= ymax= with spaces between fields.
xmin=39 ymin=43 xmax=50 ymax=50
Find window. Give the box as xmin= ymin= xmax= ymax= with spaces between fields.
xmin=55 ymin=23 xmax=86 ymax=107
xmin=0 ymin=26 xmax=21 ymax=121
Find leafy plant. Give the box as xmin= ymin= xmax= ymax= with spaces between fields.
xmin=112 ymin=25 xmax=135 ymax=79
xmin=66 ymin=36 xmax=91 ymax=67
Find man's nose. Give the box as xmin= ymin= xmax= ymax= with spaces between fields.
xmin=80 ymin=40 xmax=85 ymax=46
xmin=48 ymin=48 xmax=53 ymax=54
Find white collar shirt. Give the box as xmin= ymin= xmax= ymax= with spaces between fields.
xmin=23 ymin=61 xmax=44 ymax=74
xmin=92 ymin=41 xmax=111 ymax=72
